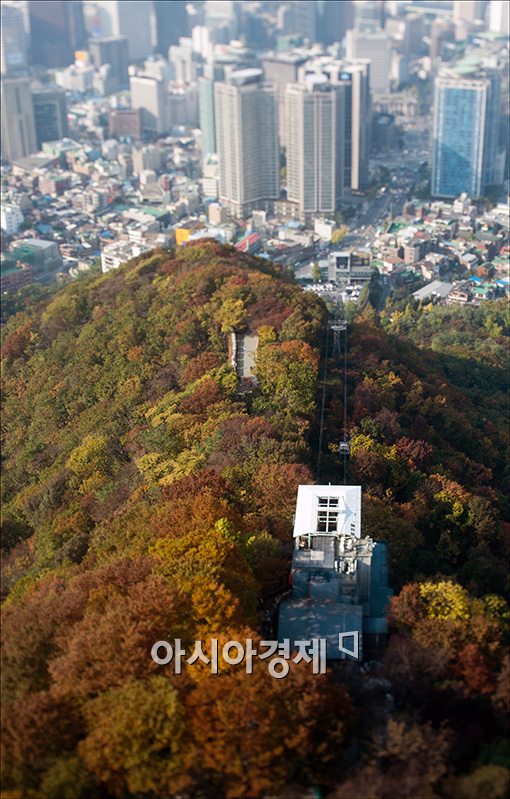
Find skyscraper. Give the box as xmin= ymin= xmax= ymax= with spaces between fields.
xmin=285 ymin=75 xmax=345 ymax=222
xmin=1 ymin=1 xmax=28 ymax=75
xmin=28 ymin=0 xmax=86 ymax=67
xmin=198 ymin=77 xmax=216 ymax=156
xmin=345 ymin=28 xmax=392 ymax=94
xmin=317 ymin=0 xmax=354 ymax=46
xmin=31 ymin=83 xmax=69 ymax=148
xmin=261 ymin=52 xmax=307 ymax=145
xmin=152 ymin=0 xmax=188 ymax=54
xmin=1 ymin=76 xmax=37 ymax=162
xmin=432 ymin=68 xmax=501 ymax=199
xmin=88 ymin=35 xmax=129 ymax=88
xmin=336 ymin=62 xmax=371 ymax=191
xmin=214 ymin=69 xmax=279 ymax=218
xmin=291 ymin=0 xmax=318 ymax=42
xmin=129 ymin=73 xmax=168 ymax=134
xmin=354 ymin=0 xmax=386 ymax=32
xmin=93 ymin=0 xmax=152 ymax=62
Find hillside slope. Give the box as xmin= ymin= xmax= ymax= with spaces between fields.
xmin=1 ymin=242 xmax=509 ymax=799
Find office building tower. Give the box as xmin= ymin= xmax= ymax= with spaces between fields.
xmin=336 ymin=62 xmax=371 ymax=191
xmin=129 ymin=73 xmax=167 ymax=134
xmin=89 ymin=35 xmax=129 ymax=88
xmin=169 ymin=37 xmax=200 ymax=83
xmin=1 ymin=1 xmax=28 ymax=75
xmin=354 ymin=0 xmax=386 ymax=32
xmin=198 ymin=77 xmax=216 ymax=155
xmin=214 ymin=69 xmax=279 ymax=219
xmin=286 ymin=76 xmax=345 ymax=222
xmin=261 ymin=52 xmax=307 ymax=145
xmin=31 ymin=83 xmax=69 ymax=148
xmin=453 ymin=1 xmax=487 ymax=23
xmin=1 ymin=76 xmax=37 ymax=162
xmin=317 ymin=0 xmax=354 ymax=46
xmin=93 ymin=1 xmax=152 ymax=62
xmin=345 ymin=28 xmax=392 ymax=94
xmin=488 ymin=1 xmax=510 ymax=35
xmin=277 ymin=0 xmax=318 ymax=42
xmin=429 ymin=18 xmax=455 ymax=60
xmin=292 ymin=0 xmax=318 ymax=42
xmin=432 ymin=68 xmax=501 ymax=199
xmin=403 ymin=13 xmax=425 ymax=56
xmin=153 ymin=0 xmax=188 ymax=54
xmin=205 ymin=0 xmax=239 ymax=41
xmin=28 ymin=0 xmax=86 ymax=67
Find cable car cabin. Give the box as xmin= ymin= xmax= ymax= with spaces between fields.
xmin=339 ymin=440 xmax=350 ymax=460
xmin=339 ymin=433 xmax=350 ymax=460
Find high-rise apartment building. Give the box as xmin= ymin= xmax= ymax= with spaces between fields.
xmin=31 ymin=83 xmax=69 ymax=148
xmin=198 ymin=77 xmax=216 ymax=155
xmin=285 ymin=75 xmax=345 ymax=222
xmin=432 ymin=68 xmax=501 ymax=199
xmin=262 ymin=52 xmax=307 ymax=145
xmin=28 ymin=0 xmax=86 ymax=67
xmin=1 ymin=76 xmax=37 ymax=162
xmin=89 ymin=35 xmax=129 ymax=88
xmin=93 ymin=0 xmax=152 ymax=62
xmin=345 ymin=28 xmax=392 ymax=94
xmin=214 ymin=69 xmax=279 ymax=218
xmin=1 ymin=1 xmax=28 ymax=75
xmin=129 ymin=73 xmax=168 ymax=134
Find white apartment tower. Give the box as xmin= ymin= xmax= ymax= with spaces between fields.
xmin=285 ymin=75 xmax=345 ymax=222
xmin=214 ymin=69 xmax=279 ymax=219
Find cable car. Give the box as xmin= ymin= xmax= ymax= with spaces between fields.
xmin=339 ymin=434 xmax=350 ymax=460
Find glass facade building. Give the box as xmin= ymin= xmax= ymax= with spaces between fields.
xmin=432 ymin=69 xmax=500 ymax=199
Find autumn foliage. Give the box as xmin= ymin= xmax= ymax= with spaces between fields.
xmin=1 ymin=242 xmax=509 ymax=797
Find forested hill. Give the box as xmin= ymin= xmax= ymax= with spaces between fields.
xmin=1 ymin=240 xmax=509 ymax=799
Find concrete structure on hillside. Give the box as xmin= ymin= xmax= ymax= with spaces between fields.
xmin=278 ymin=485 xmax=392 ymax=660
